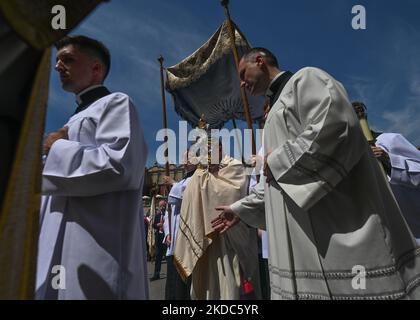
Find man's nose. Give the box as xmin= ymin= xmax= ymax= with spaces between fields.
xmin=240 ymin=80 xmax=246 ymax=88
xmin=55 ymin=60 xmax=64 ymax=72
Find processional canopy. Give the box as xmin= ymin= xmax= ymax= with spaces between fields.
xmin=165 ymin=21 xmax=264 ymax=129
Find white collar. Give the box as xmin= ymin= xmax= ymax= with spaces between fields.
xmin=76 ymin=84 xmax=104 ymax=104
xmin=265 ymin=71 xmax=285 ymax=98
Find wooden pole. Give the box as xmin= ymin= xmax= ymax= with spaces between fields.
xmin=354 ymin=104 xmax=388 ymax=178
xmin=158 ymin=55 xmax=172 ymax=242
xmin=158 ymin=55 xmax=170 ymax=177
xmin=231 ymin=117 xmax=244 ymax=164
xmin=221 ymin=0 xmax=256 ymax=155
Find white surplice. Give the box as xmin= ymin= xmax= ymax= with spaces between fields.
xmin=36 ymin=92 xmax=149 ymax=299
xmin=376 ymin=133 xmax=420 ymax=242
xmin=163 ymin=175 xmax=192 ymax=256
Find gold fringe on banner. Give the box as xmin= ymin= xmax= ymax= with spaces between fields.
xmin=0 ymin=0 xmax=105 ymax=50
xmin=0 ymin=48 xmax=51 ymax=300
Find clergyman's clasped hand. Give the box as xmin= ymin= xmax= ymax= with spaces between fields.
xmin=43 ymin=126 xmax=69 ymax=156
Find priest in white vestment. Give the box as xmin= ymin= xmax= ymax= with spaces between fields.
xmin=174 ymin=141 xmax=261 ymax=300
xmin=213 ymin=47 xmax=420 ymax=299
xmin=36 ymin=36 xmax=148 ymax=299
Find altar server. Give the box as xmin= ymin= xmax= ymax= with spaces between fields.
xmin=375 ymin=132 xmax=420 ymax=243
xmin=36 ymin=35 xmax=148 ymax=300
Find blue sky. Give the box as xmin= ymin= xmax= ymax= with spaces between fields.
xmin=45 ymin=0 xmax=420 ymax=166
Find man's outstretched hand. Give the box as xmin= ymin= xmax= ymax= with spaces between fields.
xmin=211 ymin=206 xmax=240 ymax=234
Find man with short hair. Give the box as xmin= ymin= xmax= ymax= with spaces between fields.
xmin=213 ymin=47 xmax=420 ymax=299
xmin=36 ymin=35 xmax=149 ymax=299
xmin=150 ymin=200 xmax=167 ymax=281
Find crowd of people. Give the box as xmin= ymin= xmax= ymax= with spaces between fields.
xmin=36 ymin=35 xmax=420 ymax=300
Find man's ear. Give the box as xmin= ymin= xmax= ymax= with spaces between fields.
xmin=255 ymin=55 xmax=265 ymax=66
xmin=92 ymin=60 xmax=104 ymax=80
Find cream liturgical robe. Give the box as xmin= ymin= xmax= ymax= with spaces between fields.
xmin=36 ymin=92 xmax=149 ymax=299
xmin=232 ymin=67 xmax=420 ymax=299
xmin=174 ymin=156 xmax=261 ymax=300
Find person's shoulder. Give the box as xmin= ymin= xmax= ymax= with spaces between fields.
xmin=377 ymin=133 xmax=409 ymax=146
xmin=222 ymin=155 xmax=243 ymax=167
xmin=107 ymin=92 xmax=131 ymax=102
xmin=102 ymin=92 xmax=137 ymax=109
xmin=168 ymin=180 xmax=183 ymax=197
xmin=293 ymin=67 xmax=332 ymax=82
xmin=291 ymin=67 xmax=347 ymax=96
xmin=378 ymin=132 xmax=401 ymax=139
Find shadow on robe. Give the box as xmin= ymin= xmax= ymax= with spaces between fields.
xmin=78 ymin=264 xmax=116 ymax=300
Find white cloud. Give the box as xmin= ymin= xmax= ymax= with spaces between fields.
xmin=344 ymin=16 xmax=420 ymax=147
xmin=345 ymin=75 xmax=374 ymax=106
xmin=382 ymin=107 xmax=419 ymax=141
xmin=410 ymin=74 xmax=420 ymax=96
xmin=380 ymin=70 xmax=420 ymax=146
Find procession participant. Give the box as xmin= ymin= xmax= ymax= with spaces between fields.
xmin=175 ymin=139 xmax=261 ymax=300
xmin=150 ymin=200 xmax=167 ymax=281
xmin=36 ymin=35 xmax=149 ymax=299
xmin=162 ymin=152 xmax=196 ymax=299
xmin=213 ymin=47 xmax=420 ymax=299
